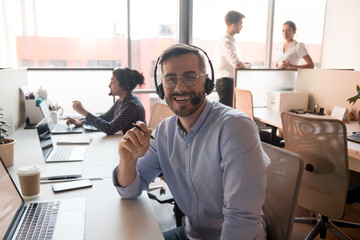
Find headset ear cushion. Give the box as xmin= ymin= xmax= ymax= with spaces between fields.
xmin=157 ymin=83 xmax=165 ymax=100
xmin=205 ymin=78 xmax=214 ymax=95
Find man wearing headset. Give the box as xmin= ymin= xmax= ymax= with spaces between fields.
xmin=112 ymin=44 xmax=268 ymax=240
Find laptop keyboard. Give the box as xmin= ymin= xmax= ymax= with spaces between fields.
xmin=16 ymin=201 xmax=60 ymax=240
xmin=48 ymin=146 xmax=73 ymax=162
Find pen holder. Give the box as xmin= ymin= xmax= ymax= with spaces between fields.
xmin=50 ymin=111 xmax=60 ymax=124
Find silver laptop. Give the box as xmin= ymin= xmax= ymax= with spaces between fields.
xmin=0 ymin=157 xmax=86 ymax=240
xmin=36 ymin=118 xmax=87 ymax=163
xmin=39 ymin=101 xmax=83 ymax=134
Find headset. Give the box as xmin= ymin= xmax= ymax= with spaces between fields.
xmin=153 ymin=45 xmax=215 ymax=100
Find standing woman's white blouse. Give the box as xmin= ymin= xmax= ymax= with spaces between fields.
xmin=275 ymin=40 xmax=309 ymax=66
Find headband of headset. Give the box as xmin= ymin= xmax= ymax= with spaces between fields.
xmin=153 ymin=44 xmax=214 ymax=99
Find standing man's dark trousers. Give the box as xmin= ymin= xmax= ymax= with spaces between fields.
xmin=216 ymin=77 xmax=234 ymax=107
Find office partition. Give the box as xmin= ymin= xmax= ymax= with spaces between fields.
xmin=235 ymin=69 xmax=297 ymax=107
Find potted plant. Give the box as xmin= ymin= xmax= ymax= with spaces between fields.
xmin=0 ymin=107 xmax=16 ymax=167
xmin=347 ymin=85 xmax=360 ymax=105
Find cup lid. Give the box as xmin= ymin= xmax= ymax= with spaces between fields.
xmin=17 ymin=164 xmax=41 ymax=176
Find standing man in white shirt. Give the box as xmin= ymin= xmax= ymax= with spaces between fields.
xmin=215 ymin=10 xmax=250 ymax=107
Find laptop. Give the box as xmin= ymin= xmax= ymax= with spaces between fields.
xmin=36 ymin=118 xmax=87 ymax=163
xmin=39 ymin=101 xmax=83 ymax=134
xmin=347 ymin=132 xmax=360 ymax=143
xmin=0 ymin=157 xmax=86 ymax=240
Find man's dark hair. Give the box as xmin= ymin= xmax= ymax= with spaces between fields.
xmin=284 ymin=20 xmax=297 ymax=32
xmin=225 ymin=10 xmax=245 ymax=26
xmin=159 ymin=44 xmax=206 ymax=73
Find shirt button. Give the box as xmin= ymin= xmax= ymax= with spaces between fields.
xmin=187 ymin=143 xmax=191 ymax=147
xmin=193 ymin=216 xmax=197 ymax=219
xmin=186 ymin=168 xmax=189 ymax=172
xmin=192 ymin=192 xmax=195 ymax=195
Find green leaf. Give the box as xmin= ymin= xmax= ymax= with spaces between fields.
xmin=0 ymin=128 xmax=8 ymax=133
xmin=0 ymin=121 xmax=10 ymax=127
xmin=347 ymin=95 xmax=360 ymax=105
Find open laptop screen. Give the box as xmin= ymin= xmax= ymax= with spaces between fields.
xmin=36 ymin=118 xmax=54 ymax=159
xmin=0 ymin=158 xmax=23 ymax=239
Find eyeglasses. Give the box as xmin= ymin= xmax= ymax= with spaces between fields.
xmin=161 ymin=71 xmax=205 ymax=89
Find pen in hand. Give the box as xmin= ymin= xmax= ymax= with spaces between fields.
xmin=132 ymin=123 xmax=155 ymax=139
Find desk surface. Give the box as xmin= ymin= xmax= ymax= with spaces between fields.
xmin=253 ymin=108 xmax=360 ymax=173
xmin=7 ymin=127 xmax=164 ymax=240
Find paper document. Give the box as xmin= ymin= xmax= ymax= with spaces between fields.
xmin=56 ymin=135 xmax=92 ymax=144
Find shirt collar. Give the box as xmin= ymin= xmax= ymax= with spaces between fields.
xmin=121 ymin=93 xmax=134 ymax=103
xmin=225 ymin=32 xmax=235 ymax=42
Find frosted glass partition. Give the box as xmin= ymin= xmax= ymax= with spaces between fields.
xmin=0 ymin=68 xmax=28 ymax=133
xmin=235 ymin=69 xmax=297 ymax=107
xmin=27 ymin=69 xmax=114 ymax=114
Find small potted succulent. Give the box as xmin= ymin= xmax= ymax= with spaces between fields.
xmin=0 ymin=107 xmax=16 ymax=167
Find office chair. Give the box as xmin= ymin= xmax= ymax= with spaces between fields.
xmin=234 ymin=88 xmax=282 ymax=146
xmin=262 ymin=142 xmax=304 ymax=240
xmin=146 ymin=103 xmax=184 ymax=226
xmin=148 ymin=103 xmax=174 ymax=129
xmin=281 ymin=112 xmax=360 ymax=240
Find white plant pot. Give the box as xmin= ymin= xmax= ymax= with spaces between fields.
xmin=0 ymin=139 xmax=16 ymax=167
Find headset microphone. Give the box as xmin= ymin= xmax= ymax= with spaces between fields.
xmin=108 ymin=92 xmax=112 ymax=96
xmin=190 ymin=96 xmax=202 ymax=105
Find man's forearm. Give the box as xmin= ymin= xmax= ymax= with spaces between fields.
xmin=117 ymin=160 xmax=137 ymax=187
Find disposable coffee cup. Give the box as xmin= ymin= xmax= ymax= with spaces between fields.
xmin=17 ymin=164 xmax=41 ymax=200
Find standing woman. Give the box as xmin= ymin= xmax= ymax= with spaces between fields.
xmin=66 ymin=68 xmax=145 ymax=135
xmin=275 ymin=20 xmax=314 ymax=69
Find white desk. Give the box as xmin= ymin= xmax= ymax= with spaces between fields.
xmin=254 ymin=108 xmax=360 ymax=172
xmin=7 ymin=128 xmax=165 ymax=240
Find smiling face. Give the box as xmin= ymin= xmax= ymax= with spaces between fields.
xmin=282 ymin=23 xmax=295 ymax=42
xmin=162 ymin=53 xmax=206 ymax=118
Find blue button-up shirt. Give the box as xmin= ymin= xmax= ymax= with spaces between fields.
xmin=113 ymin=100 xmax=269 ymax=240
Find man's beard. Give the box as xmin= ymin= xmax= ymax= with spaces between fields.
xmin=165 ymin=92 xmax=205 ymax=117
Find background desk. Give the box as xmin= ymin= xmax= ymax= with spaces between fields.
xmin=7 ymin=128 xmax=164 ymax=240
xmin=254 ymin=108 xmax=360 ymax=173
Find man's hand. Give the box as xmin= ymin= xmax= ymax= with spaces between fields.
xmin=119 ymin=122 xmax=152 ymax=162
xmin=72 ymin=101 xmax=88 ymax=116
xmin=117 ymin=121 xmax=153 ymax=187
xmin=244 ymin=62 xmax=252 ymax=68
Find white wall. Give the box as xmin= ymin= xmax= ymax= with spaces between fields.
xmin=0 ymin=68 xmax=28 ymax=134
xmin=321 ymin=0 xmax=360 ymax=70
xmin=296 ymin=69 xmax=360 ymax=116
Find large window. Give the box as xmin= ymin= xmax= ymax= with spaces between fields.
xmin=129 ymin=0 xmax=178 ymax=121
xmin=192 ymin=0 xmax=269 ymax=69
xmin=3 ymin=0 xmax=327 ymax=71
xmin=13 ymin=0 xmax=128 ymax=68
xmin=7 ymin=0 xmax=179 ymax=122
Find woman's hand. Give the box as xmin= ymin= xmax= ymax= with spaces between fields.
xmin=72 ymin=101 xmax=88 ymax=116
xmin=65 ymin=117 xmax=83 ymax=126
xmin=280 ymin=59 xmax=293 ymax=69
